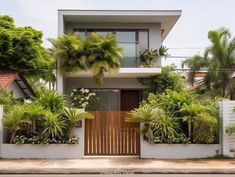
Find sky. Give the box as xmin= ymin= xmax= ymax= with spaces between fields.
xmin=1 ymin=0 xmax=235 ymax=67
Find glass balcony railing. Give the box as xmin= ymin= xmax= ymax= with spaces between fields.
xmin=118 ymin=42 xmax=140 ymax=68
xmin=118 ymin=42 xmax=161 ymax=68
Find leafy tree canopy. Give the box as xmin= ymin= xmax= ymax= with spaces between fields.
xmin=0 ymin=15 xmax=52 ymax=74
xmin=138 ymin=65 xmax=186 ymax=94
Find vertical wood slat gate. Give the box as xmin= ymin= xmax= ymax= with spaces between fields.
xmin=85 ymin=111 xmax=140 ymax=155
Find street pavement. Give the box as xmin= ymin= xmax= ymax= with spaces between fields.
xmin=0 ymin=175 xmax=235 ymax=177
xmin=0 ymin=157 xmax=235 ymax=174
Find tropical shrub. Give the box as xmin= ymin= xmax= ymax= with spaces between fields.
xmin=0 ymin=88 xmax=17 ymax=111
xmin=2 ymin=105 xmax=30 ymax=143
xmin=126 ymin=105 xmax=180 ymax=143
xmin=39 ymin=112 xmax=68 ymax=139
xmin=193 ymin=112 xmax=218 ymax=143
xmin=35 ymin=89 xmax=67 ymax=113
xmin=62 ymin=107 xmax=94 ymax=138
xmin=151 ymin=110 xmax=180 ymax=143
xmin=70 ymin=88 xmax=100 ymax=110
xmin=138 ymin=66 xmax=186 ymax=94
xmin=136 ymin=90 xmax=219 ymax=144
xmin=2 ymin=88 xmax=92 ymax=144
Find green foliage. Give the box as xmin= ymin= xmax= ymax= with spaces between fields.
xmin=154 ymin=133 xmax=190 ymax=144
xmin=49 ymin=34 xmax=84 ymax=73
xmin=140 ymin=46 xmax=168 ymax=67
xmin=62 ymin=107 xmax=93 ymax=137
xmin=194 ymin=112 xmax=218 ymax=143
xmin=0 ymin=87 xmax=17 ymax=111
xmin=140 ymin=49 xmax=158 ymax=67
xmin=226 ymin=123 xmax=235 ymax=135
xmin=152 ymin=110 xmax=180 ymax=143
xmin=0 ymin=16 xmax=15 ymax=29
xmin=50 ymin=33 xmax=123 ymax=85
xmin=2 ymin=105 xmax=30 ymax=143
xmin=138 ymin=90 xmax=219 ymax=144
xmin=35 ymin=89 xmax=67 ymax=113
xmin=126 ymin=105 xmax=180 ymax=143
xmin=0 ymin=15 xmax=51 ymax=75
xmin=63 ymin=107 xmax=94 ymax=126
xmin=183 ymin=27 xmax=235 ymax=98
xmin=139 ymin=66 xmax=186 ymax=94
xmin=40 ymin=112 xmax=68 ymax=139
xmin=14 ymin=135 xmax=79 ymax=144
xmin=157 ymin=90 xmax=195 ymax=117
xmin=70 ymin=88 xmax=100 ymax=110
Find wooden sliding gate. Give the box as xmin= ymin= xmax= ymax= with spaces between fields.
xmin=85 ymin=111 xmax=140 ymax=156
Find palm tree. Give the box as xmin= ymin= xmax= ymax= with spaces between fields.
xmin=126 ymin=105 xmax=159 ymax=143
xmin=3 ymin=105 xmax=30 ymax=143
xmin=87 ymin=33 xmax=123 ymax=85
xmin=179 ymin=103 xmax=205 ymax=141
xmin=183 ymin=28 xmax=235 ymax=98
xmin=182 ymin=55 xmax=208 ymax=85
xmin=62 ymin=107 xmax=94 ymax=138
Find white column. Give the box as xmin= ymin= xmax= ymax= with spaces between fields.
xmin=56 ymin=11 xmax=64 ymax=93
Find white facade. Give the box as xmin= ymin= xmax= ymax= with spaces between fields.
xmin=57 ymin=10 xmax=182 ymax=92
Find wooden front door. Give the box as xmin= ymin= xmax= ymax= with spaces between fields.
xmin=85 ymin=111 xmax=140 ymax=156
xmin=121 ymin=90 xmax=141 ymax=111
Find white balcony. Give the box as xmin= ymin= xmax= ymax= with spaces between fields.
xmin=65 ymin=67 xmax=161 ymax=78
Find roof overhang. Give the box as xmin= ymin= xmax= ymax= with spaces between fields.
xmin=59 ymin=10 xmax=182 ymax=41
xmin=65 ymin=68 xmax=161 ymax=78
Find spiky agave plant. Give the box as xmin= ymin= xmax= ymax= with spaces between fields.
xmin=126 ymin=105 xmax=169 ymax=143
xmin=62 ymin=107 xmax=94 ymax=138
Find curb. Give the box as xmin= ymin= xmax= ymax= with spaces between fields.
xmin=1 ymin=167 xmax=235 ymax=174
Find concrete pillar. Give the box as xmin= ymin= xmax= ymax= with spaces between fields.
xmin=56 ymin=11 xmax=64 ymax=93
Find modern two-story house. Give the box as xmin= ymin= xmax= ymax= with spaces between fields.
xmin=57 ymin=10 xmax=181 ymax=156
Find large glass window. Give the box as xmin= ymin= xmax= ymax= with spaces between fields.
xmin=73 ymin=29 xmax=149 ymax=67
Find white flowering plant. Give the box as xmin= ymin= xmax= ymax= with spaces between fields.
xmin=70 ymin=88 xmax=100 ymax=111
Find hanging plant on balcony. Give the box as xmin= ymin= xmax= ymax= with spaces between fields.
xmin=140 ymin=46 xmax=168 ymax=67
xmin=49 ymin=33 xmax=123 ymax=85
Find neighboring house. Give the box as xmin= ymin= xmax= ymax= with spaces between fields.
xmin=0 ymin=71 xmax=35 ymax=99
xmin=57 ymin=10 xmax=181 ymax=156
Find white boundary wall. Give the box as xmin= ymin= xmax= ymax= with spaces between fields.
xmin=0 ymin=117 xmax=85 ymax=159
xmin=218 ymin=100 xmax=235 ymax=157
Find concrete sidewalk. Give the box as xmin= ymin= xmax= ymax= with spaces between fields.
xmin=0 ymin=157 xmax=235 ymax=174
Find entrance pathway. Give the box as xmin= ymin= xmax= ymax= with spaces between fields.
xmin=0 ymin=157 xmax=235 ymax=174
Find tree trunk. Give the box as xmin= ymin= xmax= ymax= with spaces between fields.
xmin=10 ymin=132 xmax=16 ymax=144
xmin=188 ymin=120 xmax=192 ymax=141
xmin=69 ymin=127 xmax=76 ymax=139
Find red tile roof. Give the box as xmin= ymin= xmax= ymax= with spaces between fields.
xmin=0 ymin=71 xmax=18 ymax=88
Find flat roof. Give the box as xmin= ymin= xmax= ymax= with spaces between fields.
xmin=58 ymin=10 xmax=181 ymax=41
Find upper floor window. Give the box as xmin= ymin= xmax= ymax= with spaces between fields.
xmin=73 ymin=29 xmax=149 ymax=67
